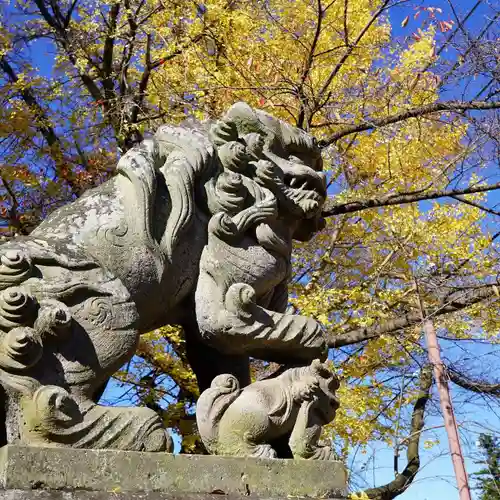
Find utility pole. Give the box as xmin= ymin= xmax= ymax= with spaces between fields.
xmin=415 ymin=284 xmax=472 ymax=500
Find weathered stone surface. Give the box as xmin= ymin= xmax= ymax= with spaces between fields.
xmin=0 ymin=446 xmax=347 ymax=499
xmin=197 ymin=359 xmax=340 ymax=460
xmin=0 ymin=102 xmax=334 ymax=454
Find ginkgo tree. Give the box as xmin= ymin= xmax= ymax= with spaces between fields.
xmin=0 ymin=0 xmax=499 ymax=498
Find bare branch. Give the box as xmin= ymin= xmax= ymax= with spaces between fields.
xmin=322 ymin=181 xmax=500 ymax=217
xmin=318 ymin=100 xmax=500 ymax=148
xmin=450 ymin=194 xmax=500 ymax=217
xmin=296 ymin=0 xmax=324 ymax=129
xmin=328 ymin=285 xmax=498 ymax=348
xmin=360 ymin=366 xmax=433 ymax=499
xmin=64 ymin=0 xmax=80 ymax=28
xmin=448 ymin=367 xmax=500 ymax=397
xmin=422 ymin=1 xmax=483 ymax=74
xmin=101 ymin=1 xmax=120 ymax=101
xmin=316 ymin=0 xmax=391 ymax=105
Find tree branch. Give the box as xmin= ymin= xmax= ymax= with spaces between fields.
xmin=32 ymin=0 xmax=106 ymax=111
xmin=0 ymin=56 xmax=82 ymax=195
xmin=128 ymin=32 xmax=152 ymax=128
xmin=450 ymin=194 xmax=500 ymax=217
xmin=1 ymin=176 xmax=23 ymax=234
xmin=119 ymin=0 xmax=139 ymax=97
xmin=0 ymin=57 xmax=59 ymax=148
xmin=328 ymin=285 xmax=498 ymax=348
xmin=318 ymin=100 xmax=500 ymax=147
xmin=64 ymin=0 xmax=80 ymax=28
xmin=296 ymin=0 xmax=324 ymax=129
xmin=101 ymin=1 xmax=120 ymax=102
xmin=315 ymin=0 xmax=391 ymax=106
xmin=360 ymin=366 xmax=432 ymax=499
xmin=322 ymin=181 xmax=500 ymax=217
xmin=447 ymin=367 xmax=500 ymax=397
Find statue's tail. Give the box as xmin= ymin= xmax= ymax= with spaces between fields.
xmin=196 ymin=374 xmax=240 ymax=454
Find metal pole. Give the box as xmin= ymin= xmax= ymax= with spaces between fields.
xmin=416 ymin=288 xmax=472 ymax=500
xmin=422 ymin=318 xmax=472 ymax=500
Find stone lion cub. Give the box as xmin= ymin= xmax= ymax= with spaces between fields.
xmin=196 ymin=359 xmax=340 ymax=460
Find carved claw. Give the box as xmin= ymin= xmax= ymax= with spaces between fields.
xmin=308 ymin=446 xmax=337 ymax=461
xmin=249 ymin=443 xmax=278 ymax=459
xmin=311 ymin=359 xmax=332 ymax=379
xmin=208 ymin=198 xmax=278 ymax=241
xmin=35 ymin=299 xmax=72 ymax=338
xmin=208 ymin=212 xmax=239 ymax=241
xmin=231 ymin=197 xmax=278 ymax=232
xmin=242 ymin=133 xmax=264 ymax=160
xmin=217 ymin=142 xmax=249 ymax=173
xmin=30 ymin=385 xmax=81 ymax=431
xmin=291 ymin=378 xmax=320 ymax=403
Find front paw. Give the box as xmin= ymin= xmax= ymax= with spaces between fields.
xmin=309 ymin=445 xmax=337 ymax=461
xmin=301 ymin=317 xmax=328 ymax=358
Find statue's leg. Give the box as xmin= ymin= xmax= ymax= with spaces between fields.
xmin=216 ymin=429 xmax=278 ymax=458
xmin=183 ymin=313 xmax=251 ymax=392
xmin=0 ymin=290 xmax=172 ymax=452
xmin=240 ymin=443 xmax=278 ymax=459
xmin=196 ymin=279 xmax=327 ymax=366
xmin=288 ymin=401 xmax=335 ymax=461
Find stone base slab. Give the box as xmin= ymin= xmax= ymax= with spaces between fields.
xmin=0 ymin=492 xmax=348 ymax=500
xmin=0 ymin=446 xmax=347 ymax=499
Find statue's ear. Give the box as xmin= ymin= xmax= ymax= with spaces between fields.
xmin=310 ymin=358 xmax=322 ymax=373
xmin=311 ymin=359 xmax=333 ymax=380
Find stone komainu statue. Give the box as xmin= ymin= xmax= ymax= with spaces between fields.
xmin=196 ymin=359 xmax=340 ymax=460
xmin=0 ymin=102 xmax=334 ymax=453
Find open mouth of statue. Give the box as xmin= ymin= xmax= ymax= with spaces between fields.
xmin=282 ymin=173 xmax=326 ymax=217
xmin=283 ymin=171 xmax=326 ymax=195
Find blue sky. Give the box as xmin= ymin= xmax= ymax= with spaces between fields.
xmin=349 ymin=341 xmax=500 ymax=499
xmin=10 ymin=0 xmax=499 ymax=498
xmin=350 ymin=3 xmax=500 ymax=499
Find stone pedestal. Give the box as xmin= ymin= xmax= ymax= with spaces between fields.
xmin=0 ymin=445 xmax=347 ymax=499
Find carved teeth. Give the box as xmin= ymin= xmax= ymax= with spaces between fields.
xmin=290 ymin=178 xmax=299 ymax=187
xmin=301 ymin=199 xmax=319 ymax=213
